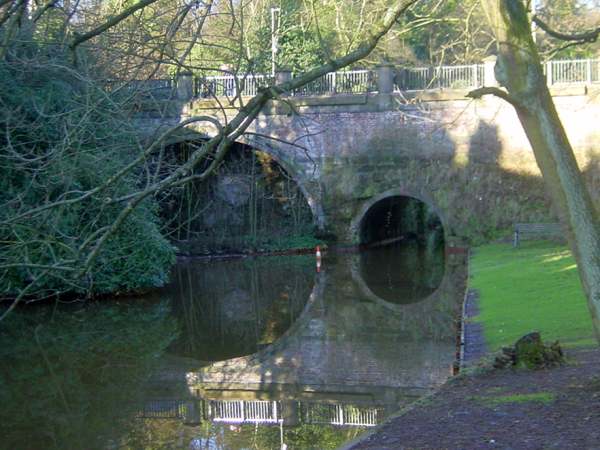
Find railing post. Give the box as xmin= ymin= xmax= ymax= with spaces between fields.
xmin=546 ymin=61 xmax=553 ymax=86
xmin=177 ymin=71 xmax=193 ymax=100
xmin=280 ymin=401 xmax=300 ymax=426
xmin=182 ymin=400 xmax=202 ymax=426
xmin=275 ymin=68 xmax=293 ymax=95
xmin=483 ymin=55 xmax=498 ymax=87
xmin=426 ymin=66 xmax=434 ymax=89
xmin=327 ymin=72 xmax=335 ymax=94
xmin=376 ymin=64 xmax=395 ymax=94
xmin=472 ymin=64 xmax=479 ymax=87
xmin=375 ymin=64 xmax=395 ymax=109
xmin=394 ymin=68 xmax=404 ymax=90
xmin=587 ymin=59 xmax=592 ymax=85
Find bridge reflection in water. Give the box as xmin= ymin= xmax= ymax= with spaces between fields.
xmin=139 ymin=398 xmax=382 ymax=428
xmin=134 ymin=238 xmax=466 ymax=448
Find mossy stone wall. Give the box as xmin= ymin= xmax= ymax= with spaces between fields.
xmin=179 ymin=89 xmax=600 ymax=244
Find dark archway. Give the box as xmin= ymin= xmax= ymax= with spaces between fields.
xmin=359 ymin=195 xmax=442 ymax=245
xmin=358 ymin=195 xmax=445 ymax=304
xmin=160 ymin=141 xmax=316 ymax=255
xmin=167 ymin=256 xmax=316 ymax=362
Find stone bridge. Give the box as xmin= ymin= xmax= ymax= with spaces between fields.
xmin=137 ymin=58 xmax=600 ymax=244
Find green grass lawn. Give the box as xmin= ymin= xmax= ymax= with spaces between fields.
xmin=470 ymin=240 xmax=596 ymax=351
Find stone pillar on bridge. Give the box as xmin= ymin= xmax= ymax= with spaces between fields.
xmin=275 ymin=68 xmax=293 ymax=84
xmin=177 ymin=71 xmax=194 ymax=101
xmin=275 ymin=68 xmax=293 ymax=94
xmin=376 ymin=64 xmax=395 ymax=94
xmin=280 ymin=400 xmax=300 ymax=426
xmin=376 ymin=64 xmax=395 ymax=109
xmin=483 ymin=55 xmax=498 ymax=87
xmin=182 ymin=399 xmax=202 ymax=425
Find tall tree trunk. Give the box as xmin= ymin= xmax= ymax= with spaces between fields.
xmin=471 ymin=0 xmax=600 ymax=340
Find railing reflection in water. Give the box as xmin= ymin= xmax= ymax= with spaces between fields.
xmin=138 ymin=399 xmax=382 ymax=427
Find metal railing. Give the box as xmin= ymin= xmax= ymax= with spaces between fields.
xmin=302 ymin=403 xmax=380 ymax=427
xmin=110 ymin=58 xmax=600 ymax=100
xmin=207 ymin=400 xmax=280 ymax=424
xmin=194 ymin=74 xmax=273 ymax=98
xmin=395 ymin=64 xmax=485 ymax=91
xmin=293 ymin=70 xmax=376 ymax=96
xmin=138 ymin=399 xmax=188 ymax=419
xmin=545 ymin=59 xmax=600 ymax=85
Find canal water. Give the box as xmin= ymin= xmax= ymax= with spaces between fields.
xmin=0 ymin=240 xmax=465 ymax=450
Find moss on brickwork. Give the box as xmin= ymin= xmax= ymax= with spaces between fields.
xmin=321 ymin=156 xmax=561 ymax=244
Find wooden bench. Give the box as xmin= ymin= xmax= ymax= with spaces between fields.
xmin=513 ymin=223 xmax=563 ymax=247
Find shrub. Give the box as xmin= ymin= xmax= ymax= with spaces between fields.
xmin=0 ymin=59 xmax=175 ymax=298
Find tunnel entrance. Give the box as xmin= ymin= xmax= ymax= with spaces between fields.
xmin=358 ymin=195 xmax=445 ymax=304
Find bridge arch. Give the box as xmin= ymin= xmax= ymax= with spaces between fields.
xmin=236 ymin=134 xmax=325 ymax=230
xmin=186 ymin=272 xmax=326 ymax=388
xmin=349 ymin=187 xmax=448 ymax=245
xmin=164 ymin=125 xmax=325 ymax=230
xmin=347 ymin=188 xmax=448 ymax=309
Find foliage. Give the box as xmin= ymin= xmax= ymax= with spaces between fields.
xmin=470 ymin=241 xmax=595 ymax=351
xmin=0 ymin=59 xmax=175 ymax=297
xmin=0 ymin=301 xmax=178 ymax=450
xmin=392 ymin=0 xmax=492 ymax=65
xmin=188 ymin=0 xmax=429 ymax=75
xmin=223 ymin=0 xmax=334 ymax=73
xmin=536 ymin=0 xmax=600 ymax=58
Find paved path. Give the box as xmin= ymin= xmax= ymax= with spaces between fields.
xmin=462 ymin=289 xmax=487 ymax=367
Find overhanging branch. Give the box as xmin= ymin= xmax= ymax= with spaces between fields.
xmin=69 ymin=0 xmax=162 ymax=51
xmin=533 ymin=15 xmax=600 ymax=44
xmin=467 ymin=86 xmax=523 ymax=109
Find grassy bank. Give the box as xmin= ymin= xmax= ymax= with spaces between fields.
xmin=470 ymin=241 xmax=596 ymax=351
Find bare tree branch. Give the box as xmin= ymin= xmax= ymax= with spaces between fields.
xmin=69 ymin=0 xmax=162 ymax=51
xmin=467 ymin=86 xmax=523 ymax=109
xmin=533 ymin=14 xmax=600 ymax=44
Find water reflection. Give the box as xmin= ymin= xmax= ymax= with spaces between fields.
xmin=358 ymin=239 xmax=445 ymax=304
xmin=168 ymin=256 xmax=314 ymax=361
xmin=0 ymin=302 xmax=178 ymax=450
xmin=143 ymin=242 xmax=465 ymax=449
xmin=128 ymin=415 xmax=364 ymax=450
xmin=0 ymin=241 xmax=466 ymax=450
xmin=138 ymin=398 xmax=381 ymax=427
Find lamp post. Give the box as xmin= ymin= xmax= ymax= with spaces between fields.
xmin=531 ymin=0 xmax=537 ymax=43
xmin=271 ymin=7 xmax=281 ymax=77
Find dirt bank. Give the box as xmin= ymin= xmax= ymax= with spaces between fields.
xmin=345 ymin=347 xmax=600 ymax=450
